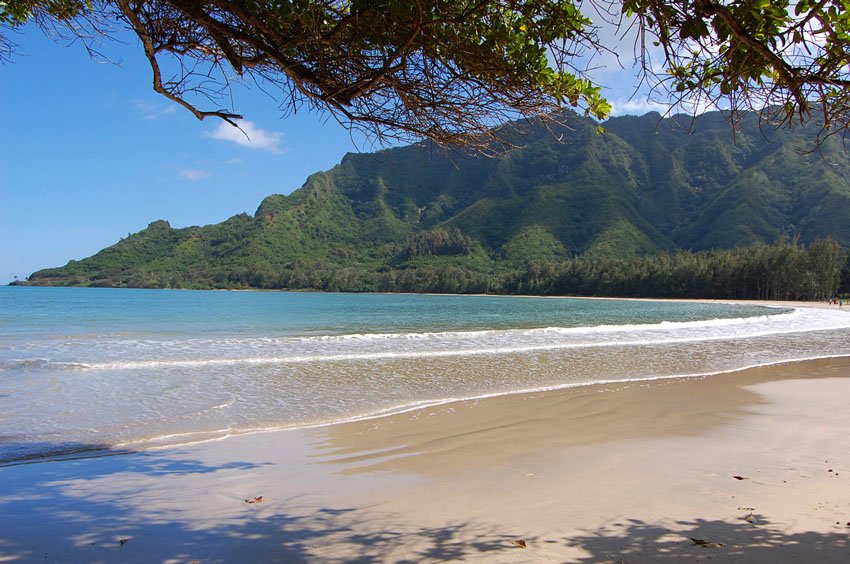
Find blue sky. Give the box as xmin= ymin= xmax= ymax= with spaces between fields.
xmin=0 ymin=21 xmax=662 ymax=284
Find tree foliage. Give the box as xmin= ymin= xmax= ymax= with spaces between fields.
xmin=4 ymin=1 xmax=850 ymax=147
xmin=626 ymin=0 xmax=850 ymax=137
xmin=505 ymin=237 xmax=843 ymax=300
xmin=22 ymin=234 xmax=845 ymax=301
xmin=399 ymin=227 xmax=476 ymax=259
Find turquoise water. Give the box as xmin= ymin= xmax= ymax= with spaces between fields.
xmin=1 ymin=287 xmax=849 ymax=464
xmin=0 ymin=286 xmax=780 ymax=336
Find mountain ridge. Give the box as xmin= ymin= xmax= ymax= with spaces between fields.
xmin=21 ymin=109 xmax=850 ymax=294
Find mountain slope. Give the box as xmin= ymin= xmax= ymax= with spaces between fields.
xmin=24 ymin=110 xmax=850 ymax=290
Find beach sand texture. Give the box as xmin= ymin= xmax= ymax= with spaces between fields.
xmin=2 ymin=355 xmax=849 ymax=562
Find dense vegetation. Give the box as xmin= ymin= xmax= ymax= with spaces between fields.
xmin=504 ymin=238 xmax=846 ymax=300
xmin=20 ymin=110 xmax=850 ymax=300
xmin=21 ymin=235 xmax=848 ymax=300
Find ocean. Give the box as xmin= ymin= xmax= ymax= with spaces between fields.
xmin=1 ymin=287 xmax=849 ymax=465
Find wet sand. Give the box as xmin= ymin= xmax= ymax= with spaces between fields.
xmin=2 ymin=354 xmax=849 ymax=562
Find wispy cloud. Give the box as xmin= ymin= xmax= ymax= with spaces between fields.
xmin=609 ymin=94 xmax=721 ymax=119
xmin=178 ymin=168 xmax=211 ymax=181
xmin=609 ymin=97 xmax=670 ymax=117
xmin=133 ymin=99 xmax=177 ymax=120
xmin=207 ymin=120 xmax=285 ymax=153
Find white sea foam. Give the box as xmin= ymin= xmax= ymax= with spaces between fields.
xmin=20 ymin=307 xmax=846 ymax=372
xmin=279 ymin=308 xmax=802 ymax=342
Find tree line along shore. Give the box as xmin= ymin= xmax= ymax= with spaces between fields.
xmin=19 ymin=238 xmax=850 ymax=302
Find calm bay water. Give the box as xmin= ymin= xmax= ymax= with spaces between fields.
xmin=1 ymin=287 xmax=849 ymax=464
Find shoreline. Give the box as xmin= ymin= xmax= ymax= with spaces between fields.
xmin=2 ymin=299 xmax=848 ymax=471
xmin=4 ymin=351 xmax=850 ymax=470
xmin=3 ymin=298 xmax=850 ymax=562
xmin=3 ymin=356 xmax=850 ymax=561
xmin=7 ymin=283 xmax=847 ymax=307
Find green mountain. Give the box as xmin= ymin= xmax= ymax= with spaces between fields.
xmin=23 ymin=110 xmax=850 ymax=294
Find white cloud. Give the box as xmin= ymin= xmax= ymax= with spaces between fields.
xmin=178 ymin=168 xmax=212 ymax=181
xmin=608 ymin=93 xmax=721 ymax=119
xmin=133 ymin=99 xmax=177 ymax=120
xmin=609 ymin=97 xmax=670 ymax=117
xmin=207 ymin=120 xmax=285 ymax=153
xmin=675 ymin=94 xmax=722 ymax=116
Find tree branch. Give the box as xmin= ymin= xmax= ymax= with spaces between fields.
xmin=116 ymin=0 xmax=242 ymax=124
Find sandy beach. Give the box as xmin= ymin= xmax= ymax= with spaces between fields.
xmin=2 ymin=346 xmax=850 ymax=562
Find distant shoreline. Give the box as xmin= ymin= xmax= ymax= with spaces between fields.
xmin=5 ymin=283 xmax=844 ymax=311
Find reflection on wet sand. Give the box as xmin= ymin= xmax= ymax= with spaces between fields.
xmin=312 ymin=357 xmax=850 ymax=476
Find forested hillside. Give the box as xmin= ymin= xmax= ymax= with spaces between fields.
xmin=21 ymin=110 xmax=850 ymax=299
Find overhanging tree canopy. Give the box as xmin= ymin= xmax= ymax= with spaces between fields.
xmin=3 ymin=1 xmax=850 ymax=148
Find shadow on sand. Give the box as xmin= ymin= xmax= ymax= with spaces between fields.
xmin=0 ymin=445 xmax=530 ymax=562
xmin=1 ymin=442 xmax=848 ymax=562
xmin=563 ymin=516 xmax=850 ymax=563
